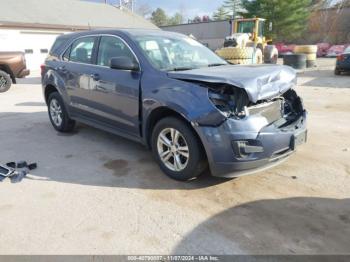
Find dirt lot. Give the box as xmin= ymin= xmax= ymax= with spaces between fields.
xmin=0 ymin=58 xmax=349 ymax=255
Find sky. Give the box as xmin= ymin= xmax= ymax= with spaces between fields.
xmin=83 ymin=0 xmax=226 ymax=19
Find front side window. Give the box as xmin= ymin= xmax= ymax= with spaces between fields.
xmin=97 ymin=36 xmax=136 ymax=67
xmin=258 ymin=21 xmax=265 ymax=37
xmin=69 ymin=36 xmax=96 ymax=64
xmin=134 ymin=34 xmax=227 ymax=71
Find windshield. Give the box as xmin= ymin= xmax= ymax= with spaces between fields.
xmin=237 ymin=21 xmax=255 ymax=34
xmin=133 ymin=34 xmax=227 ymax=71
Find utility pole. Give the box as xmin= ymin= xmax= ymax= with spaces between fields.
xmin=118 ymin=0 xmax=134 ymax=12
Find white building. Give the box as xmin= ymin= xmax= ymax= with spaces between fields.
xmin=0 ymin=0 xmax=157 ymax=72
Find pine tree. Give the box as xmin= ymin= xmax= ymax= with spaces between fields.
xmin=223 ymin=0 xmax=243 ymax=18
xmin=213 ymin=6 xmax=230 ymax=21
xmin=241 ymin=0 xmax=312 ymax=42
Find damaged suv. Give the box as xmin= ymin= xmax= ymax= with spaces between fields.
xmin=42 ymin=30 xmax=307 ymax=181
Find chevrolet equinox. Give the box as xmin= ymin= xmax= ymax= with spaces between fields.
xmin=41 ymin=29 xmax=307 ymax=181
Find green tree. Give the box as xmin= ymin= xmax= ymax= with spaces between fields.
xmin=241 ymin=0 xmax=312 ymax=42
xmin=168 ymin=13 xmax=184 ymax=25
xmin=223 ymin=0 xmax=243 ymax=18
xmin=213 ymin=6 xmax=230 ymax=21
xmin=150 ymin=8 xmax=168 ymax=26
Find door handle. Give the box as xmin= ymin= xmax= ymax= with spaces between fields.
xmin=90 ymin=73 xmax=100 ymax=81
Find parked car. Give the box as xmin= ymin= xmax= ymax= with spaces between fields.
xmin=275 ymin=43 xmax=296 ymax=57
xmin=41 ymin=30 xmax=307 ymax=181
xmin=335 ymin=46 xmax=350 ymax=75
xmin=316 ymin=42 xmax=331 ymax=57
xmin=326 ymin=45 xmax=348 ymax=57
xmin=0 ymin=51 xmax=30 ymax=92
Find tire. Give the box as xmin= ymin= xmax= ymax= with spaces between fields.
xmin=305 ymin=53 xmax=317 ymax=61
xmin=335 ymin=69 xmax=341 ymax=75
xmin=47 ymin=92 xmax=75 ymax=132
xmin=264 ymin=45 xmax=279 ymax=64
xmin=216 ymin=47 xmax=253 ymax=60
xmin=283 ymin=54 xmax=307 ymax=69
xmin=0 ymin=70 xmax=12 ymax=93
xmin=254 ymin=48 xmax=263 ymax=64
xmin=151 ymin=117 xmax=207 ymax=181
xmin=228 ymin=59 xmax=251 ymax=65
xmin=294 ymin=45 xmax=318 ymax=54
xmin=306 ymin=60 xmax=316 ymax=68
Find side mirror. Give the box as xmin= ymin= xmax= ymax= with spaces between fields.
xmin=110 ymin=57 xmax=139 ymax=71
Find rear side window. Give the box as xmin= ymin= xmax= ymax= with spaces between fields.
xmin=97 ymin=36 xmax=136 ymax=67
xmin=50 ymin=37 xmax=68 ymax=56
xmin=69 ymin=36 xmax=96 ymax=64
xmin=62 ymin=46 xmax=71 ymax=61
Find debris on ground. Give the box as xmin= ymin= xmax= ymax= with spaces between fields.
xmin=0 ymin=161 xmax=37 ymax=183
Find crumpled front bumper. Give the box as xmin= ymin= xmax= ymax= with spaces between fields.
xmin=194 ymin=110 xmax=307 ymax=178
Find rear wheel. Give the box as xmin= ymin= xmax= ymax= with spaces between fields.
xmin=334 ymin=69 xmax=341 ymax=75
xmin=48 ymin=92 xmax=75 ymax=132
xmin=0 ymin=70 xmax=12 ymax=93
xmin=151 ymin=117 xmax=207 ymax=181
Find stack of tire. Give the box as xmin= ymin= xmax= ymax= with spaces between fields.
xmin=293 ymin=45 xmax=318 ymax=68
xmin=215 ymin=47 xmax=254 ymax=65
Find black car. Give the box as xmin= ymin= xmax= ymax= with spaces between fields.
xmin=335 ymin=46 xmax=350 ymax=75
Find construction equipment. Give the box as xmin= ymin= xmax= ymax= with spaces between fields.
xmin=216 ymin=18 xmax=278 ymax=65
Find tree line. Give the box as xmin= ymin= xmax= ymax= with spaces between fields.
xmin=138 ymin=0 xmax=348 ymax=42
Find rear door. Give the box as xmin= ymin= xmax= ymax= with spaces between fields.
xmin=61 ymin=36 xmax=100 ymax=115
xmin=87 ymin=35 xmax=141 ymax=137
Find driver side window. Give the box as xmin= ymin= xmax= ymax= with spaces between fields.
xmin=97 ymin=36 xmax=136 ymax=67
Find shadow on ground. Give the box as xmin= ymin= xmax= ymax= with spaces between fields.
xmin=173 ymin=197 xmax=350 ymax=254
xmin=15 ymin=102 xmax=46 ymax=107
xmin=0 ymin=111 xmax=231 ymax=190
xmin=16 ymin=77 xmax=41 ymax=85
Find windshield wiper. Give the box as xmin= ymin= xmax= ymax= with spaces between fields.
xmin=168 ymin=67 xmax=196 ymax=71
xmin=208 ymin=63 xmax=227 ymax=67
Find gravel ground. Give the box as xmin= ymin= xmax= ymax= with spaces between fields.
xmin=0 ymin=58 xmax=349 ymax=255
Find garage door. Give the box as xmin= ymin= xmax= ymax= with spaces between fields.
xmin=19 ymin=31 xmax=62 ymax=71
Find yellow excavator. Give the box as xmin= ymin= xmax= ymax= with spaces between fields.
xmin=216 ymin=17 xmax=278 ymax=65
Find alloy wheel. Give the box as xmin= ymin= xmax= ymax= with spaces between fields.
xmin=49 ymin=98 xmax=63 ymax=127
xmin=157 ymin=128 xmax=189 ymax=172
xmin=0 ymin=76 xmax=7 ymax=89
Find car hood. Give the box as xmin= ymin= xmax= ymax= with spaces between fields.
xmin=167 ymin=64 xmax=296 ymax=103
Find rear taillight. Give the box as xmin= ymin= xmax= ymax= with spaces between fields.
xmin=337 ymin=54 xmax=345 ymax=61
xmin=40 ymin=64 xmax=46 ymax=75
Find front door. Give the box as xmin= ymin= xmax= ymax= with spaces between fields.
xmin=88 ymin=35 xmax=141 ymax=137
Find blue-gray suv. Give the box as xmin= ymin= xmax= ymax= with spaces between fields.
xmin=42 ymin=29 xmax=307 ymax=181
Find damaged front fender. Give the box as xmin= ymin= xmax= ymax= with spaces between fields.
xmin=142 ymin=74 xmax=228 ymax=129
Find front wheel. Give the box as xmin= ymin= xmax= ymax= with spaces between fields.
xmin=0 ymin=70 xmax=12 ymax=93
xmin=151 ymin=117 xmax=207 ymax=181
xmin=48 ymin=92 xmax=75 ymax=132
